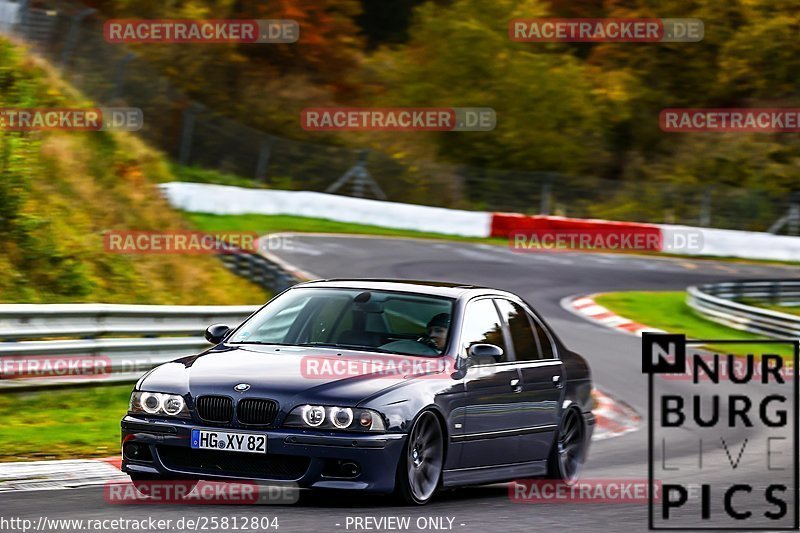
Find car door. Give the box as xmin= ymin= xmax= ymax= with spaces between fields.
xmin=494 ymin=298 xmax=564 ymax=461
xmin=456 ymin=297 xmax=530 ymax=468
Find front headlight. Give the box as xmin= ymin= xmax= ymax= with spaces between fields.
xmin=284 ymin=405 xmax=386 ymax=432
xmin=129 ymin=391 xmax=189 ymax=418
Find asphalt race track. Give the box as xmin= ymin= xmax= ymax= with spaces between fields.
xmin=4 ymin=235 xmax=800 ymax=532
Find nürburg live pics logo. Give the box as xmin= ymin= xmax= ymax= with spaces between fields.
xmin=643 ymin=333 xmax=799 ymax=530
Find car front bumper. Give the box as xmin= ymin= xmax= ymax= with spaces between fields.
xmin=120 ymin=415 xmax=407 ymax=494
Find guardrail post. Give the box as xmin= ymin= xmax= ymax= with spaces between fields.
xmin=539 ymin=173 xmax=553 ymax=215
xmin=699 ymin=186 xmax=713 ymax=227
xmin=179 ymin=104 xmax=201 ymax=165
xmin=255 ymin=139 xmax=271 ymax=183
xmin=325 ymin=149 xmax=386 ymax=200
xmin=789 ymin=191 xmax=800 ymax=236
xmin=769 ymin=191 xmax=800 ymax=235
xmin=111 ymin=52 xmax=135 ymax=101
xmin=60 ymin=8 xmax=95 ymax=69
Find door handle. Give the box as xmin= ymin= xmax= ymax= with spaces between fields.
xmin=552 ymin=375 xmax=564 ymax=389
xmin=510 ymin=378 xmax=522 ymax=393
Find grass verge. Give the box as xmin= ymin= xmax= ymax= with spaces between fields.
xmin=0 ymin=38 xmax=267 ymax=304
xmin=0 ymin=384 xmax=130 ymax=462
xmin=186 ymin=212 xmax=504 ymax=243
xmin=594 ymin=291 xmax=796 ymax=359
xmin=186 ymin=212 xmax=800 ymax=267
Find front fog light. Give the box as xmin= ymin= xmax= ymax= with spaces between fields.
xmin=330 ymin=407 xmax=353 ymax=429
xmin=302 ymin=405 xmax=325 ymax=427
xmin=141 ymin=392 xmax=163 ymax=414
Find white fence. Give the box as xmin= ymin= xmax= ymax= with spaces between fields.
xmin=663 ymin=225 xmax=800 ymax=262
xmin=159 ymin=182 xmax=493 ymax=238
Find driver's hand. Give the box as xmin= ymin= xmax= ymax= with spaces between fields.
xmin=416 ymin=336 xmax=438 ymax=350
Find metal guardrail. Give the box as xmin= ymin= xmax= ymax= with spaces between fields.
xmin=217 ymin=250 xmax=299 ymax=293
xmin=0 ymin=303 xmax=260 ymax=340
xmin=0 ymin=241 xmax=306 ymax=390
xmin=686 ymin=280 xmax=800 ymax=339
xmin=0 ymin=304 xmax=261 ymax=390
xmin=695 ymin=280 xmax=800 ymax=306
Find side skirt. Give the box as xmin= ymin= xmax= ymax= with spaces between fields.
xmin=442 ymin=460 xmax=547 ymax=488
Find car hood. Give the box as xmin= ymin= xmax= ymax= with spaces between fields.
xmin=137 ymin=344 xmax=453 ymax=407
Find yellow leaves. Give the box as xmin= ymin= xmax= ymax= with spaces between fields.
xmin=588 ymin=67 xmax=636 ymax=105
xmin=0 ymin=38 xmax=267 ymax=304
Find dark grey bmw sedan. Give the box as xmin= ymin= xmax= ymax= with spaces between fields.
xmin=121 ymin=279 xmax=593 ymax=504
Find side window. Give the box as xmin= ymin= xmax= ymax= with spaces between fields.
xmin=529 ymin=312 xmax=555 ymax=359
xmin=495 ymin=299 xmax=541 ymax=361
xmin=460 ymin=299 xmax=507 ymax=362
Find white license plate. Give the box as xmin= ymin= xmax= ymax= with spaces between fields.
xmin=191 ymin=429 xmax=267 ymax=454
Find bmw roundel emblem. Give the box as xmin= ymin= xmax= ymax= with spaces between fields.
xmin=234 ymin=383 xmax=250 ymax=392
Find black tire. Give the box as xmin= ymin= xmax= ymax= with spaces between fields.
xmin=547 ymin=408 xmax=585 ymax=485
xmin=395 ymin=411 xmax=445 ymax=505
xmin=129 ymin=474 xmax=198 ymax=498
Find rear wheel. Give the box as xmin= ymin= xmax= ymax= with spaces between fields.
xmin=547 ymin=408 xmax=585 ymax=485
xmin=395 ymin=411 xmax=444 ymax=505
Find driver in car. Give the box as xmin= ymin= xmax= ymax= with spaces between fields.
xmin=379 ymin=312 xmax=451 ymax=355
xmin=421 ymin=312 xmax=450 ymax=350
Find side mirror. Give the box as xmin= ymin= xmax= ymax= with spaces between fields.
xmin=467 ymin=343 xmax=504 ymax=365
xmin=204 ymin=324 xmax=231 ymax=344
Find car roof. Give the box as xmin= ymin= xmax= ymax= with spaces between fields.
xmin=292 ymin=279 xmax=509 ymax=299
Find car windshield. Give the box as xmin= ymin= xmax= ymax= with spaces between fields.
xmin=229 ymin=287 xmax=454 ymax=356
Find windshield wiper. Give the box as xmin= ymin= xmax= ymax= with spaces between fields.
xmin=230 ymin=341 xmax=293 ymax=346
xmin=296 ymin=342 xmax=392 ymax=354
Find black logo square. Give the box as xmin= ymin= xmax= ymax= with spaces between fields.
xmin=642 ymin=333 xmax=686 ymax=374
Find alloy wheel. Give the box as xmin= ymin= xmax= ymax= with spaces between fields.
xmin=405 ymin=411 xmax=444 ymax=502
xmin=557 ymin=409 xmax=584 ymax=484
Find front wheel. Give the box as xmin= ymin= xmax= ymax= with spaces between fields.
xmin=547 ymin=408 xmax=585 ymax=485
xmin=395 ymin=411 xmax=444 ymax=505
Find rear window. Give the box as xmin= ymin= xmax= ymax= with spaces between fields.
xmin=495 ymin=299 xmax=542 ymax=361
